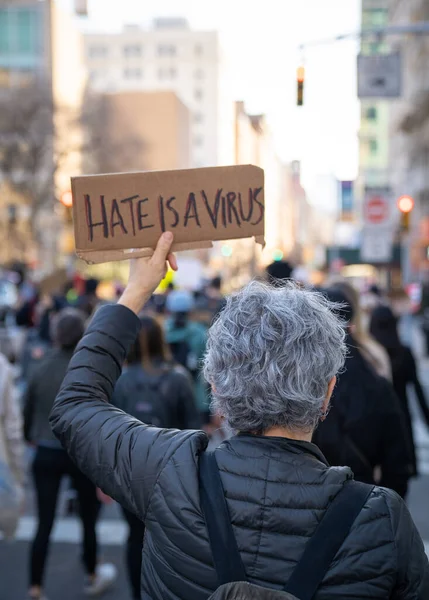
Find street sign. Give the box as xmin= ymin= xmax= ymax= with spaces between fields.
xmin=364 ymin=194 xmax=389 ymax=225
xmin=360 ymin=227 xmax=393 ymax=263
xmin=357 ymin=52 xmax=402 ymax=98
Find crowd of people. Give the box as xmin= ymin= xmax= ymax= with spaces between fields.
xmin=1 ymin=238 xmax=429 ymax=599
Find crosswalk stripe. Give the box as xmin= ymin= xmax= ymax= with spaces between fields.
xmin=1 ymin=516 xmax=127 ymax=545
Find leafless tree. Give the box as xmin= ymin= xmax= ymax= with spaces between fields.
xmin=0 ymin=82 xmax=145 ymax=257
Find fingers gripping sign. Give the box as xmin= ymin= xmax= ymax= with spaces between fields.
xmin=119 ymin=232 xmax=178 ymax=315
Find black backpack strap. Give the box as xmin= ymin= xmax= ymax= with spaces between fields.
xmin=199 ymin=451 xmax=247 ymax=585
xmin=284 ymin=480 xmax=374 ymax=600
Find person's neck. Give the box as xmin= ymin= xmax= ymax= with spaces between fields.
xmin=262 ymin=426 xmax=312 ymax=443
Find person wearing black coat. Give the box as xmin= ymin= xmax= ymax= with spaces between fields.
xmin=370 ymin=304 xmax=429 ymax=477
xmin=50 ymin=233 xmax=429 ymax=600
xmin=112 ymin=314 xmax=200 ymax=599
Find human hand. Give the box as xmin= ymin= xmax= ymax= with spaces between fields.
xmin=118 ymin=232 xmax=178 ymax=315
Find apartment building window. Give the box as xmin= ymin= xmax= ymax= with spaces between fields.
xmin=194 ymin=112 xmax=203 ymax=123
xmin=193 ymin=135 xmax=204 ymax=147
xmin=123 ymin=44 xmax=142 ymax=58
xmin=194 ymin=88 xmax=203 ymax=101
xmin=89 ymin=45 xmax=108 ymax=59
xmin=369 ymin=139 xmax=378 ymax=155
xmin=194 ymin=68 xmax=204 ymax=80
xmin=0 ymin=7 xmax=41 ymax=56
xmin=157 ymin=44 xmax=176 ymax=56
xmin=195 ymin=44 xmax=203 ymax=56
xmin=158 ymin=67 xmax=177 ymax=80
xmin=366 ymin=106 xmax=377 ymax=121
xmin=124 ymin=67 xmax=142 ymax=79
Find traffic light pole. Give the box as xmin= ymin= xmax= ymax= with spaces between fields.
xmin=298 ymin=22 xmax=429 ymax=51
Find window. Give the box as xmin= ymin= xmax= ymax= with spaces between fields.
xmin=369 ymin=139 xmax=378 ymax=154
xmin=195 ymin=44 xmax=203 ymax=56
xmin=89 ymin=45 xmax=108 ymax=59
xmin=193 ymin=135 xmax=203 ymax=147
xmin=123 ymin=44 xmax=142 ymax=58
xmin=158 ymin=67 xmax=176 ymax=80
xmin=194 ymin=68 xmax=204 ymax=80
xmin=194 ymin=88 xmax=203 ymax=101
xmin=0 ymin=7 xmax=41 ymax=57
xmin=124 ymin=68 xmax=142 ymax=79
xmin=157 ymin=44 xmax=176 ymax=56
xmin=194 ymin=112 xmax=203 ymax=123
xmin=366 ymin=107 xmax=377 ymax=121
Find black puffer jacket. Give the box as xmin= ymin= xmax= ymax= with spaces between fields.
xmin=50 ymin=305 xmax=429 ymax=600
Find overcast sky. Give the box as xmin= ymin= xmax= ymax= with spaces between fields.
xmin=63 ymin=0 xmax=361 ymax=194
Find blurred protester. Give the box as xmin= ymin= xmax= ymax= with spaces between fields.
xmin=164 ymin=290 xmax=209 ymax=421
xmin=20 ymin=295 xmax=66 ymax=383
xmin=314 ymin=288 xmax=413 ymax=499
xmin=112 ymin=315 xmax=200 ymax=599
xmin=370 ymin=305 xmax=429 ymax=477
xmin=266 ymin=260 xmax=293 ymax=283
xmin=76 ymin=278 xmax=100 ymax=318
xmin=291 ymin=265 xmax=311 ymax=287
xmin=50 ymin=235 xmax=429 ymax=598
xmin=23 ymin=309 xmax=116 ymax=600
xmin=204 ymin=276 xmax=226 ymax=322
xmin=331 ymin=281 xmax=391 ymax=380
xmin=0 ymin=352 xmax=25 ymax=539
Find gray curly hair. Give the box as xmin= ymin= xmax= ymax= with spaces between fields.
xmin=203 ymin=280 xmax=346 ymax=434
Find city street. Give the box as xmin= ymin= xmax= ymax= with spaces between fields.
xmin=1 ymin=322 xmax=429 ymax=599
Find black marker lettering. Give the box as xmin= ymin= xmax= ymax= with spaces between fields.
xmin=110 ymin=199 xmax=128 ymax=237
xmin=137 ymin=198 xmax=154 ymax=230
xmin=226 ymin=192 xmax=240 ymax=226
xmin=84 ymin=194 xmax=108 ymax=242
xmin=201 ymin=189 xmax=221 ymax=228
xmin=251 ymin=187 xmax=264 ymax=225
xmin=238 ymin=189 xmax=254 ymax=222
xmin=184 ymin=192 xmax=201 ymax=227
xmin=120 ymin=195 xmax=139 ymax=236
xmin=221 ymin=195 xmax=227 ymax=228
xmin=166 ymin=197 xmax=179 ymax=228
xmin=158 ymin=196 xmax=166 ymax=232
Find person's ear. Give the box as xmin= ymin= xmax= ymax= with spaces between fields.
xmin=322 ymin=376 xmax=336 ymax=414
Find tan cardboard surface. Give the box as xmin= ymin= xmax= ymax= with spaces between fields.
xmin=72 ymin=165 xmax=264 ymax=263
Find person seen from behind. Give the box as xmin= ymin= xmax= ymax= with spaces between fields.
xmin=112 ymin=315 xmax=200 ymax=599
xmin=164 ymin=290 xmax=209 ymax=422
xmin=330 ymin=280 xmax=391 ymax=380
xmin=370 ymin=305 xmax=429 ymax=478
xmin=50 ymin=233 xmax=429 ymax=599
xmin=313 ymin=289 xmax=413 ymax=499
xmin=0 ymin=351 xmax=25 ymax=539
xmin=23 ymin=309 xmax=116 ymax=600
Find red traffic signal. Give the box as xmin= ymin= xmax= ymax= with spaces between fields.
xmin=397 ymin=195 xmax=414 ymax=214
xmin=60 ymin=191 xmax=73 ymax=208
xmin=297 ymin=66 xmax=305 ymax=106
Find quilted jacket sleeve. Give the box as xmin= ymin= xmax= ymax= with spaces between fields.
xmin=383 ymin=488 xmax=429 ymax=599
xmin=50 ymin=304 xmax=205 ymax=520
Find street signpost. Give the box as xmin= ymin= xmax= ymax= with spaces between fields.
xmin=361 ymin=188 xmax=394 ymax=263
xmin=357 ymin=52 xmax=402 ymax=99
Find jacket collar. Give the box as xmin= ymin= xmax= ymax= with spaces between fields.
xmin=234 ymin=433 xmax=330 ymax=467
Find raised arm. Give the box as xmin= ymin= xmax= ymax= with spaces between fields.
xmin=49 ymin=234 xmax=202 ymax=519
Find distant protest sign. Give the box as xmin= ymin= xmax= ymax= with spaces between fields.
xmin=71 ymin=165 xmax=265 ymax=264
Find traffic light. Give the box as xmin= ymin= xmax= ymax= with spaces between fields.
xmin=397 ymin=195 xmax=414 ymax=233
xmin=60 ymin=190 xmax=73 ymax=223
xmin=297 ymin=66 xmax=305 ymax=106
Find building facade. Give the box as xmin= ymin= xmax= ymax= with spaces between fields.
xmin=84 ymin=19 xmax=225 ymax=169
xmin=0 ymin=0 xmax=86 ymax=272
xmin=388 ymin=0 xmax=429 ymax=280
xmin=357 ymin=0 xmax=390 ymax=204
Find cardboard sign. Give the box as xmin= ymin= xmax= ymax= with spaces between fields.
xmin=71 ymin=165 xmax=265 ymax=264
